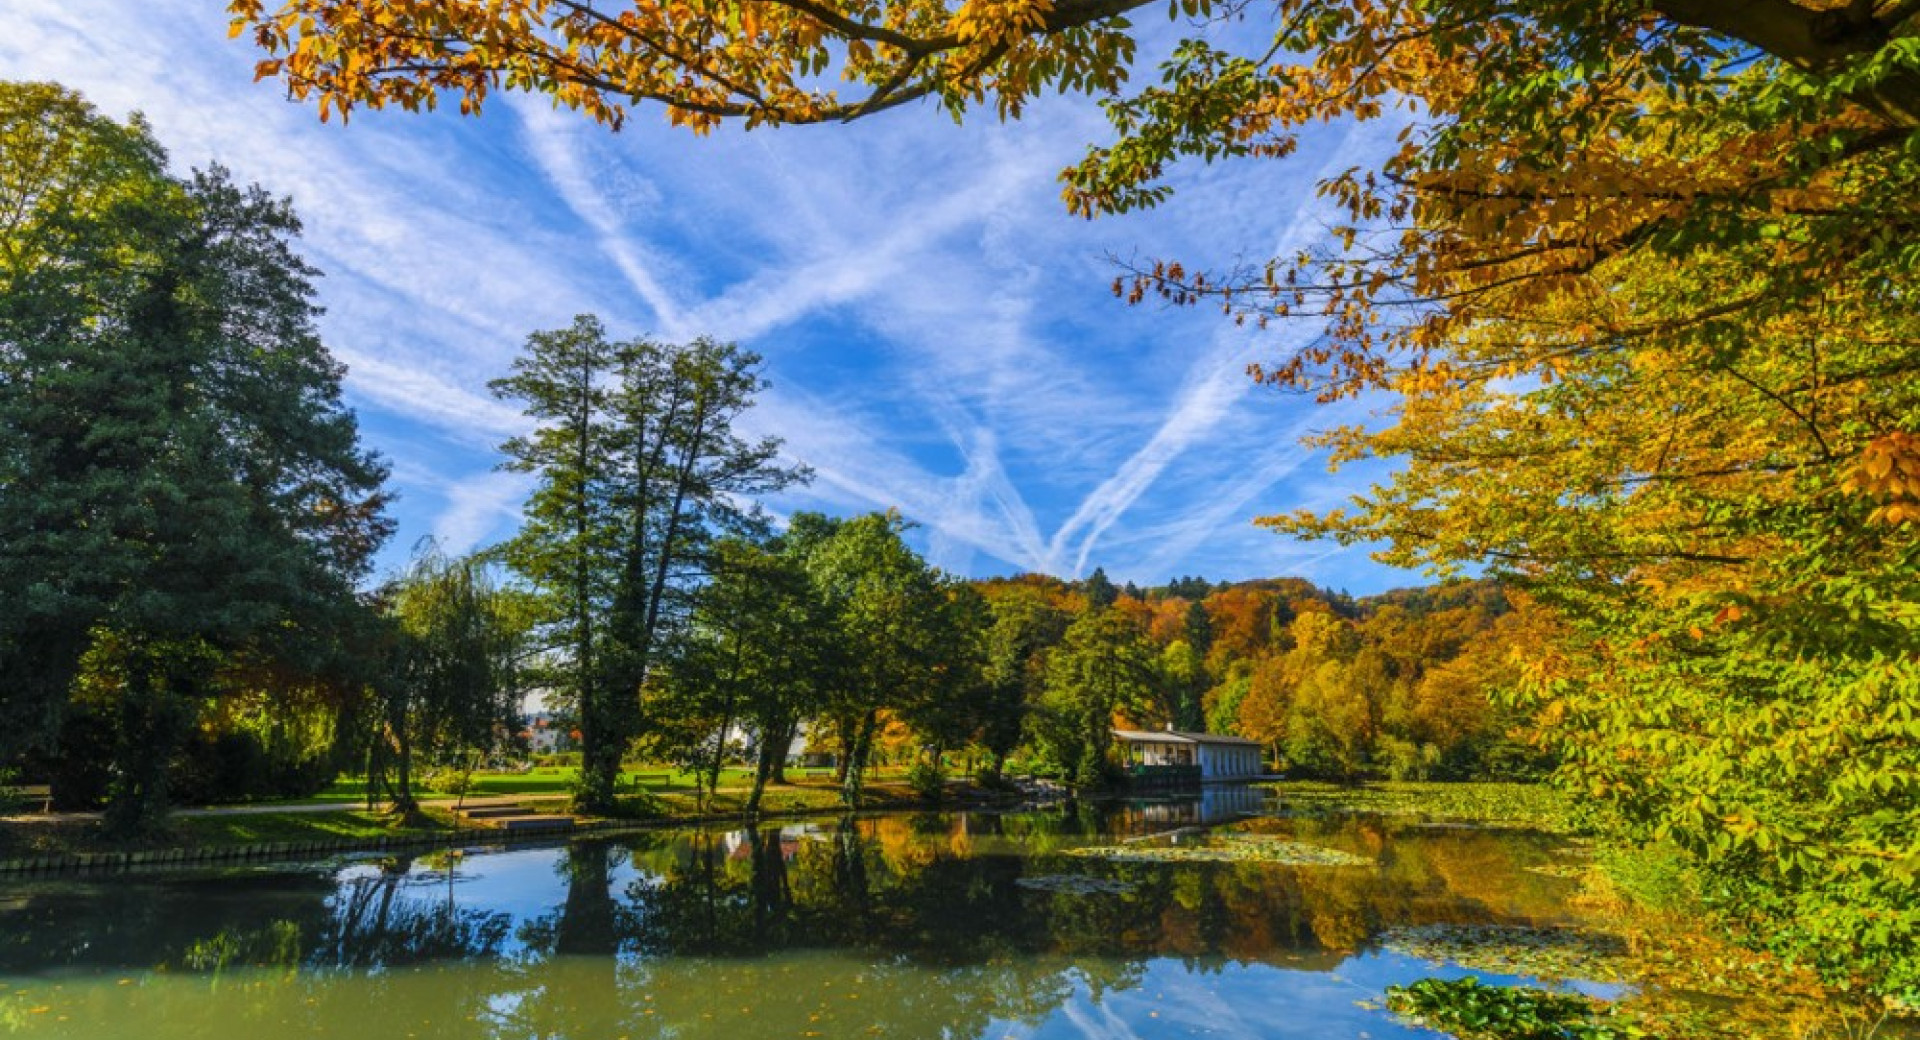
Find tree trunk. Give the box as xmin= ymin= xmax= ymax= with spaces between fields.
xmin=386 ymin=688 xmax=418 ymax=814
xmin=768 ymin=718 xmax=799 ymax=786
xmin=104 ymin=649 xmax=191 ymax=836
xmin=391 ymin=722 xmax=417 ymax=814
xmin=840 ymin=710 xmax=879 ymax=808
xmin=745 ymin=716 xmax=780 ymax=816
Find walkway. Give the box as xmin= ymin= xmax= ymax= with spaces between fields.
xmin=1 ymin=792 xmax=571 ymax=826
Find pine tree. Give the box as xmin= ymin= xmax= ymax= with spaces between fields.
xmin=0 ymin=83 xmax=391 ymax=829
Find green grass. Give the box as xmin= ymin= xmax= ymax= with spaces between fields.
xmin=0 ymin=807 xmax=466 ymax=859
xmin=0 ymin=764 xmax=954 ymax=861
xmin=169 ymin=807 xmax=463 ymax=847
xmin=252 ymin=765 xmax=874 ymax=806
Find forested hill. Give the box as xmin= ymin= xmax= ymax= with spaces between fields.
xmin=968 ymin=571 xmax=1541 ymax=782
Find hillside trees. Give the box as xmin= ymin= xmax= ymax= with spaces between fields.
xmin=492 ymin=317 xmax=805 ymax=811
xmin=1035 ymin=605 xmax=1154 ymax=787
xmin=0 ymin=82 xmax=392 ymax=829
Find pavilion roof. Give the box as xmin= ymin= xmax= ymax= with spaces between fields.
xmin=1111 ymin=728 xmax=1260 ymax=747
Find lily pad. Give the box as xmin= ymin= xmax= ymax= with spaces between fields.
xmin=1523 ymin=862 xmax=1589 ymax=879
xmin=1380 ymin=924 xmax=1634 ymax=984
xmin=1067 ymin=837 xmax=1372 ymax=867
xmin=1014 ymin=874 xmax=1136 ymax=895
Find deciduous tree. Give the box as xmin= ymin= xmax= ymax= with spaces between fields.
xmin=494 ymin=318 xmax=804 ymax=811
xmin=381 ymin=541 xmax=531 ymax=812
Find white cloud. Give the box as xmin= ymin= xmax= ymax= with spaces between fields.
xmin=3 ymin=0 xmax=1428 ymax=592
xmin=433 ymin=471 xmax=536 ymax=557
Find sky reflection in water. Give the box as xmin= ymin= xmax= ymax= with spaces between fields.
xmin=0 ymin=789 xmax=1613 ymax=1039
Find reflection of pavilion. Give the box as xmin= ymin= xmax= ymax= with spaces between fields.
xmin=1123 ymin=783 xmax=1269 ymax=827
xmin=1113 ymin=728 xmax=1264 ymax=787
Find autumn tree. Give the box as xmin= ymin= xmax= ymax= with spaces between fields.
xmin=1200 ymin=585 xmax=1278 ymax=677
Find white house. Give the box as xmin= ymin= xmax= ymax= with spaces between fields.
xmin=522 ymin=713 xmax=575 ymax=754
xmin=1112 ymin=727 xmax=1264 ymax=781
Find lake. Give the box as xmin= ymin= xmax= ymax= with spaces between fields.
xmin=0 ymin=786 xmax=1621 ymax=1038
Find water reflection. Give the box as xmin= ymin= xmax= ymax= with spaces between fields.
xmin=0 ymin=790 xmax=1594 ymax=1039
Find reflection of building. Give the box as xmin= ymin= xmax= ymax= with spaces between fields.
xmin=1113 ymin=728 xmax=1264 ymax=783
xmin=721 ymin=823 xmax=824 ymax=862
xmin=1122 ymin=783 xmax=1270 ymax=828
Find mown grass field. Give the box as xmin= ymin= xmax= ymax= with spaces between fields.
xmin=268 ymin=763 xmax=865 ymax=806
xmin=0 ymin=766 xmax=927 ymax=860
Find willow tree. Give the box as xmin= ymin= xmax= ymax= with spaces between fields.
xmin=381 ymin=542 xmax=531 ymax=812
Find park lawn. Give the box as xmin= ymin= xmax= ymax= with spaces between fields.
xmin=169 ymin=806 xmax=465 ymax=847
xmin=0 ymin=806 xmax=467 ymax=859
xmin=2 ymin=774 xmax=935 ymax=861
xmin=258 ymin=764 xmax=901 ymax=806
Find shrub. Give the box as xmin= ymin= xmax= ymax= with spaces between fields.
xmin=906 ymin=759 xmax=945 ymax=802
xmin=419 ymin=766 xmax=474 ymax=796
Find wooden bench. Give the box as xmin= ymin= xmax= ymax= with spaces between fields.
xmin=5 ymin=785 xmax=52 ymax=813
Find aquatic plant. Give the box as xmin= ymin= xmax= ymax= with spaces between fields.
xmin=1386 ymin=977 xmax=1643 ymax=1040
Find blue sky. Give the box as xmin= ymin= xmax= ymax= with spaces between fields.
xmin=6 ymin=0 xmax=1427 ymax=595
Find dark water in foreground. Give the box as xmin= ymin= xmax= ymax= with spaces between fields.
xmin=0 ymin=787 xmax=1614 ymax=1038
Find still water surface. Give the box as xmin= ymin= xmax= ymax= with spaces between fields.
xmin=0 ymin=787 xmax=1612 ymax=1039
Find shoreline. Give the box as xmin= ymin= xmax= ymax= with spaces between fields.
xmin=0 ymin=782 xmax=1029 ymax=879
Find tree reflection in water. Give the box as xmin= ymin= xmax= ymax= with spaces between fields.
xmin=0 ymin=798 xmax=1594 ymax=1040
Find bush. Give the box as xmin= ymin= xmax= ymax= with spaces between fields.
xmin=170 ymin=731 xmax=336 ymax=805
xmin=1381 ymin=737 xmax=1442 ymax=781
xmin=1593 ymin=841 xmax=1703 ymax=916
xmin=419 ymin=766 xmax=473 ymax=796
xmin=906 ymin=759 xmax=946 ymax=802
xmin=1072 ymin=746 xmax=1119 ymax=791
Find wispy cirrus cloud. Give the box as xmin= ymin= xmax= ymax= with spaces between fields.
xmin=5 ymin=0 xmax=1426 ymax=592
